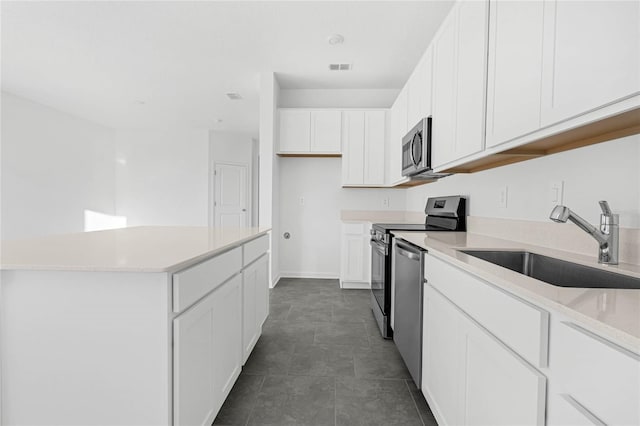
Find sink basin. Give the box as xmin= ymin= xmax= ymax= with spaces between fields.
xmin=459 ymin=250 xmax=640 ymax=290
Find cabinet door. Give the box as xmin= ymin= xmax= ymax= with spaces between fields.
xmin=552 ymin=321 xmax=640 ymax=425
xmin=387 ymin=88 xmax=408 ymax=185
xmin=460 ymin=312 xmax=547 ymax=426
xmin=363 ymin=111 xmax=386 ymax=185
xmin=422 ymin=285 xmax=462 ymax=426
xmin=341 ymin=234 xmax=366 ymax=282
xmin=242 ymin=263 xmax=259 ymax=363
xmin=211 ymin=275 xmax=243 ymax=411
xmin=242 ymin=255 xmax=269 ymax=364
xmin=407 ymin=47 xmax=433 ymax=127
xmin=431 ymin=8 xmax=458 ymax=168
xmin=486 ymin=1 xmax=544 ymax=147
xmin=174 ymin=291 xmax=218 ymax=426
xmin=454 ymin=0 xmax=488 ymax=160
xmin=541 ymin=0 xmax=640 ymax=126
xmin=341 ymin=111 xmax=365 ymax=185
xmin=254 ymin=254 xmax=269 ymax=328
xmin=279 ymin=110 xmax=311 ymax=152
xmin=311 ymin=110 xmax=342 ymax=153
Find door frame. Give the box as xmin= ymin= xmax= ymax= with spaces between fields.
xmin=210 ymin=161 xmax=251 ymax=228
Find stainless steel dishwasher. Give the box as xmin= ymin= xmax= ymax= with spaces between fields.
xmin=393 ymin=238 xmax=426 ymax=388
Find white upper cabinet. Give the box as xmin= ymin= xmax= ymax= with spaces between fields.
xmin=278 ymin=109 xmax=311 ymax=152
xmin=363 ymin=110 xmax=386 ymax=185
xmin=342 ymin=111 xmax=366 ymax=185
xmin=432 ymin=10 xmax=457 ymax=168
xmin=485 ymin=1 xmax=545 ymax=148
xmin=455 ymin=0 xmax=488 ymax=159
xmin=278 ymin=109 xmax=342 ymax=154
xmin=342 ymin=110 xmax=387 ymax=186
xmin=540 ymin=0 xmax=640 ymax=127
xmin=311 ymin=110 xmax=342 ymax=152
xmin=432 ymin=0 xmax=489 ymax=168
xmin=386 ymin=86 xmax=409 ymax=186
xmin=407 ymin=46 xmax=433 ymax=128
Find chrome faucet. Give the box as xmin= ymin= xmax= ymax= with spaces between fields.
xmin=549 ymin=201 xmax=619 ymax=265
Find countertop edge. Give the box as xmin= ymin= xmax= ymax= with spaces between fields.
xmin=1 ymin=229 xmax=271 ymax=274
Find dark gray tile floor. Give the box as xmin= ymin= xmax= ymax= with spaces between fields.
xmin=213 ymin=278 xmax=438 ymax=426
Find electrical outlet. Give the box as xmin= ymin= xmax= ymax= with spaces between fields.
xmin=499 ymin=186 xmax=508 ymax=208
xmin=382 ymin=197 xmax=390 ymax=207
xmin=299 ymin=197 xmax=305 ymax=206
xmin=550 ymin=180 xmax=564 ymax=205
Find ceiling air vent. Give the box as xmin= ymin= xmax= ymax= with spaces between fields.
xmin=226 ymin=92 xmax=243 ymax=100
xmin=328 ymin=63 xmax=352 ymax=71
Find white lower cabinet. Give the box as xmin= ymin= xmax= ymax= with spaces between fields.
xmin=422 ymin=284 xmax=546 ymax=426
xmin=173 ymin=274 xmax=242 ymax=426
xmin=340 ymin=221 xmax=371 ymax=289
xmin=242 ymin=254 xmax=269 ymax=363
xmin=547 ymin=320 xmax=640 ymax=426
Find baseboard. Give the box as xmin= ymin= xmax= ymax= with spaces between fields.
xmin=340 ymin=281 xmax=371 ymax=290
xmin=279 ymin=271 xmax=340 ymax=280
xmin=270 ymin=274 xmax=282 ymax=289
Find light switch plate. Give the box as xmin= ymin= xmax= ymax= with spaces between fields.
xmin=550 ymin=180 xmax=564 ymax=205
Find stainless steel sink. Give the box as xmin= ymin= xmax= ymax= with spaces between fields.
xmin=459 ymin=250 xmax=640 ymax=289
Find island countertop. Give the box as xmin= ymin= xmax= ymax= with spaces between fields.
xmin=1 ymin=226 xmax=271 ymax=273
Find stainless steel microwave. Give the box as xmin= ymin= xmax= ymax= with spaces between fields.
xmin=401 ymin=117 xmax=432 ymax=177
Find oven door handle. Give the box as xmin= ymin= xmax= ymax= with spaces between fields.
xmin=396 ymin=243 xmax=421 ymax=261
xmin=370 ymin=240 xmax=388 ymax=256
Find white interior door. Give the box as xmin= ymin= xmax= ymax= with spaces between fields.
xmin=214 ymin=163 xmax=248 ymax=228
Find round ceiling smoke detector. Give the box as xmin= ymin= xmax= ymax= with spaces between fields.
xmin=327 ymin=34 xmax=344 ymax=45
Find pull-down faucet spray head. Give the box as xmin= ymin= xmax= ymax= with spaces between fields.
xmin=549 ymin=205 xmax=570 ymax=223
xmin=549 ymin=202 xmax=619 ymax=265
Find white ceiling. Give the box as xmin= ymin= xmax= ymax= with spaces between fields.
xmin=1 ymin=1 xmax=454 ymax=137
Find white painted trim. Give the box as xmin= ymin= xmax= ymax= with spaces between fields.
xmin=340 ymin=281 xmax=371 ymax=290
xmin=279 ymin=271 xmax=339 ymax=280
xmin=270 ymin=274 xmax=282 ymax=289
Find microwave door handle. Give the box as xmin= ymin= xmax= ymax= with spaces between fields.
xmin=410 ymin=139 xmax=418 ymax=167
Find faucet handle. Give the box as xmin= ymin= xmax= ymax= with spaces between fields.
xmin=599 ymin=201 xmax=613 ymax=216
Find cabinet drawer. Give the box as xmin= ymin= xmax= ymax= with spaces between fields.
xmin=173 ymin=247 xmax=242 ymax=312
xmin=425 ymin=254 xmax=549 ymax=368
xmin=553 ymin=321 xmax=640 ymax=425
xmin=243 ymin=234 xmax=269 ymax=266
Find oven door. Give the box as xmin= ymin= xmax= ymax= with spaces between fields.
xmin=370 ymin=238 xmax=387 ymax=312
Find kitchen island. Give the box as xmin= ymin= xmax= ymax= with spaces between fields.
xmin=0 ymin=226 xmax=271 ymax=426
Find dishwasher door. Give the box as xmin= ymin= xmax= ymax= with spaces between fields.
xmin=393 ymin=239 xmax=425 ymax=388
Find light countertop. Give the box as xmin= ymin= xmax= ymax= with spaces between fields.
xmin=393 ymin=231 xmax=640 ymax=354
xmin=341 ymin=210 xmax=425 ymax=223
xmin=1 ymin=226 xmax=271 ymax=273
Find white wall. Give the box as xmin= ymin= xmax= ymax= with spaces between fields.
xmin=406 ymin=134 xmax=640 ymax=228
xmin=259 ymin=72 xmax=281 ymax=285
xmin=1 ymin=92 xmax=116 ymax=240
xmin=279 ymin=158 xmax=406 ymax=278
xmin=279 ymin=89 xmax=398 ymax=108
xmin=115 ymin=129 xmax=209 ymax=227
xmin=276 ymin=88 xmax=402 ymax=278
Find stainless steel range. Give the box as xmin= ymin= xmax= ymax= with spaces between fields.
xmin=370 ymin=195 xmax=467 ymax=339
